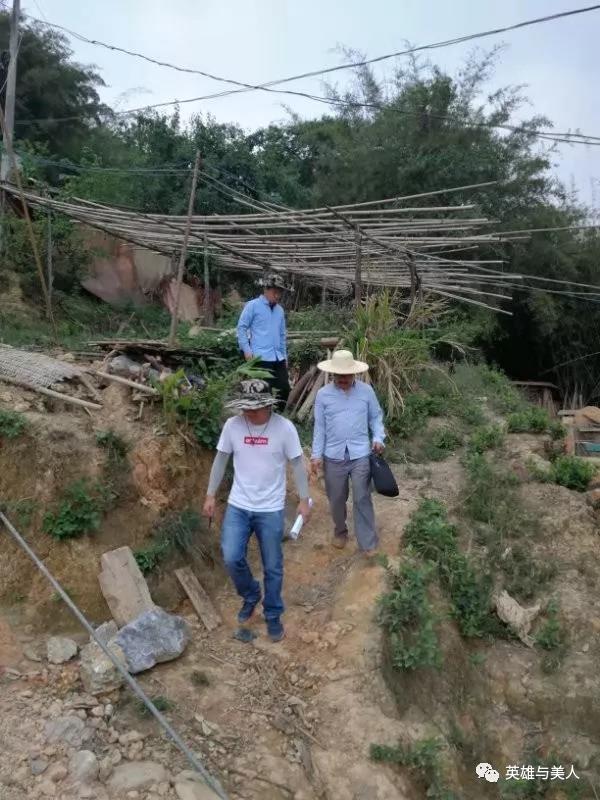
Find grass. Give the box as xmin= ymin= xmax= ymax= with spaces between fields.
xmin=370 ymin=737 xmax=457 ymax=800
xmin=377 ymin=561 xmax=442 ymax=670
xmin=422 ymin=427 xmax=463 ymax=461
xmin=42 ymin=479 xmax=106 ymax=539
xmin=96 ymin=429 xmax=129 ymax=463
xmin=507 ymin=407 xmax=551 ymax=434
xmin=190 ymin=670 xmax=210 ymax=688
xmin=461 ymin=453 xmax=550 ymax=602
xmin=404 ymin=499 xmax=500 ymax=638
xmin=135 ymin=695 xmax=175 ymax=717
xmin=467 ymin=424 xmax=504 ymax=454
xmin=0 ymin=408 xmax=27 ymax=439
xmin=134 ymin=509 xmax=212 ymax=574
xmin=535 ymin=599 xmax=568 ymax=672
xmin=550 ymin=456 xmax=596 ymax=492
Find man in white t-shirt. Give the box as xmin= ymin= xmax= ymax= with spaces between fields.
xmin=203 ymin=380 xmax=311 ymax=642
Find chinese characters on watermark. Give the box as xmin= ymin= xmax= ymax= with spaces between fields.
xmin=476 ymin=762 xmax=579 ymax=784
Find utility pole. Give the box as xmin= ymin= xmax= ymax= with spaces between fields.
xmin=168 ymin=151 xmax=201 ymax=346
xmin=1 ymin=0 xmax=20 ymax=181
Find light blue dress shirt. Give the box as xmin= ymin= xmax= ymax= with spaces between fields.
xmin=236 ymin=295 xmax=287 ymax=361
xmin=311 ymin=380 xmax=386 ymax=460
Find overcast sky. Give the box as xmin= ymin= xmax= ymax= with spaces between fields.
xmin=24 ymin=0 xmax=600 ymax=207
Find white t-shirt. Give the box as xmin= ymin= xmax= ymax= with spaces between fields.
xmin=217 ymin=413 xmax=303 ymax=512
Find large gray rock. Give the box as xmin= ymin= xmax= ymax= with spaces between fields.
xmin=44 ymin=716 xmax=93 ymax=748
xmin=115 ymin=608 xmax=190 ymax=674
xmin=68 ymin=751 xmax=99 ymax=784
xmin=47 ymin=636 xmax=78 ymax=664
xmin=79 ymin=639 xmax=126 ymax=695
xmin=92 ymin=621 xmax=119 ymax=647
xmin=107 ymin=761 xmax=167 ymax=793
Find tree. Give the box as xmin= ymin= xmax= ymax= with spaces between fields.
xmin=0 ymin=13 xmax=110 ymax=160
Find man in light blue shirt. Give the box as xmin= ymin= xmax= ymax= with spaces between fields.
xmin=236 ymin=274 xmax=291 ymax=409
xmin=311 ymin=350 xmax=385 ymax=555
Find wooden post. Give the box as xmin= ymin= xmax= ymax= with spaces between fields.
xmin=203 ymin=231 xmax=212 ymax=325
xmin=354 ymin=230 xmax=362 ymax=305
xmin=47 ymin=206 xmax=53 ymax=309
xmin=168 ymin=151 xmax=201 ymax=346
xmin=321 ymin=281 xmax=328 ymax=308
xmin=408 ymin=253 xmax=417 ymax=305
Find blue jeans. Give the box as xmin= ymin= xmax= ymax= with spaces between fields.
xmin=221 ymin=504 xmax=285 ymax=621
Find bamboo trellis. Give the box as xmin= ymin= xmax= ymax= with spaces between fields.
xmin=2 ymin=180 xmax=530 ymax=314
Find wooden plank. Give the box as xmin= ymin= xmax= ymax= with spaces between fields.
xmin=175 ymin=567 xmax=222 ymax=632
xmin=99 ymin=546 xmax=155 ymax=627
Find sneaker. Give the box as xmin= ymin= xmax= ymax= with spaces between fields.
xmin=266 ymin=618 xmax=285 ymax=642
xmin=238 ymin=596 xmax=261 ymax=624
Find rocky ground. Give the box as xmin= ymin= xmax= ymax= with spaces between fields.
xmin=1 ymin=423 xmax=600 ymax=799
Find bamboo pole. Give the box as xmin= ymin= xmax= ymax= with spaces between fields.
xmin=95 ymin=371 xmax=159 ymax=395
xmin=168 ymin=151 xmax=201 ymax=346
xmin=354 ymin=230 xmax=362 ymax=305
xmin=0 ymin=375 xmax=102 ymax=409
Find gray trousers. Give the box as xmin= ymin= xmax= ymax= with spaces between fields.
xmin=323 ymin=455 xmax=378 ymax=551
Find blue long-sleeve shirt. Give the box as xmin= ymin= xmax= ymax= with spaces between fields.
xmin=236 ymin=295 xmax=287 ymax=362
xmin=311 ymin=380 xmax=386 ymax=460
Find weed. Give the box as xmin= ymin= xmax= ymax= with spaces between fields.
xmin=135 ymin=695 xmax=175 ymax=717
xmin=4 ymin=498 xmax=38 ymax=528
xmin=423 ymin=427 xmax=462 ymax=461
xmin=507 ymin=407 xmax=550 ymax=434
xmin=0 ymin=408 xmax=26 ymax=439
xmin=456 ymin=400 xmax=485 ymax=427
xmin=502 ymin=546 xmax=557 ymax=602
xmin=370 ymin=737 xmax=457 ymax=800
xmin=535 ymin=600 xmax=564 ymax=650
xmin=549 ymin=456 xmax=596 ymax=492
xmin=96 ymin=430 xmax=129 ymax=463
xmin=404 ymin=499 xmax=498 ymax=638
xmin=547 ymin=420 xmax=567 ymax=440
xmin=377 ymin=561 xmax=441 ymax=670
xmin=42 ymin=480 xmax=104 ymax=539
xmin=52 ymin=586 xmax=75 ymax=603
xmin=468 ymin=424 xmax=504 ymax=454
xmin=134 ymin=509 xmax=212 ymax=574
xmin=190 ymin=670 xmax=210 ymax=688
xmin=469 ymin=652 xmax=486 ymax=666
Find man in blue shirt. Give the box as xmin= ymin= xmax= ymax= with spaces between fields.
xmin=311 ymin=350 xmax=385 ymax=555
xmin=236 ymin=274 xmax=291 ymax=409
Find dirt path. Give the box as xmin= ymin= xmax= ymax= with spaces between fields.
xmin=0 ymin=457 xmax=440 ymax=800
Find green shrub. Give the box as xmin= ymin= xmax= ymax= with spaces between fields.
xmin=549 ymin=456 xmax=596 ymax=492
xmin=468 ymin=424 xmax=504 ymax=454
xmin=547 ymin=420 xmax=567 ymax=440
xmin=134 ymin=509 xmax=211 ymax=574
xmin=404 ymin=499 xmax=498 ymax=638
xmin=377 ymin=562 xmax=441 ymax=670
xmin=96 ymin=430 xmax=129 ymax=462
xmin=535 ymin=600 xmax=564 ymax=651
xmin=43 ymin=480 xmax=104 ymax=539
xmin=0 ymin=408 xmax=26 ymax=439
xmin=507 ymin=407 xmax=550 ymax=434
xmin=370 ymin=738 xmax=457 ymax=800
xmin=424 ymin=427 xmax=462 ymax=461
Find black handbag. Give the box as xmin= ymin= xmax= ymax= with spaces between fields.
xmin=370 ymin=453 xmax=399 ymax=497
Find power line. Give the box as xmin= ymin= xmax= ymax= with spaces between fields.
xmin=25 ymin=5 xmax=600 ymax=109
xmin=13 ymin=6 xmax=600 ymax=147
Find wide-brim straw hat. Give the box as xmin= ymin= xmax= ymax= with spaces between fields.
xmin=225 ymin=379 xmax=278 ymax=411
xmin=317 ymin=349 xmax=369 ymax=375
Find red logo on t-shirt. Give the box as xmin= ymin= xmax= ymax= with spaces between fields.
xmin=244 ymin=436 xmax=269 ymax=446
